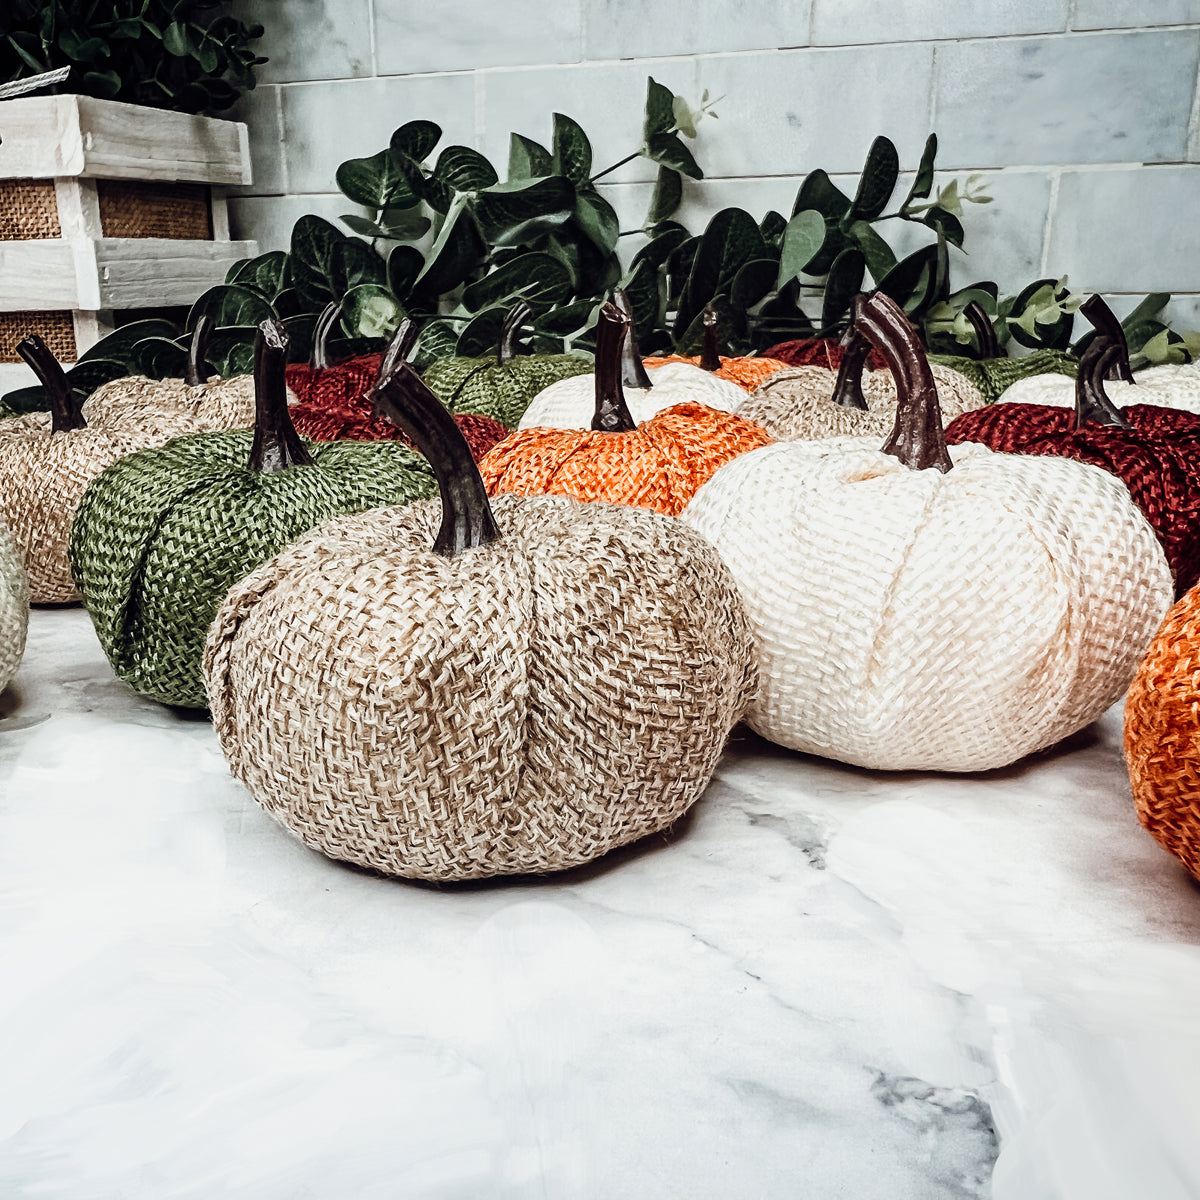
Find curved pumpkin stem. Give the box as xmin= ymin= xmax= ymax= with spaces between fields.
xmin=1075 ymin=337 xmax=1132 ymax=430
xmin=611 ymin=287 xmax=653 ymax=390
xmin=17 ymin=335 xmax=85 ymax=433
xmin=249 ymin=320 xmax=315 ymax=472
xmin=378 ymin=314 xmax=422 ymax=382
xmin=1080 ymin=294 xmax=1135 ymax=384
xmin=698 ymin=306 xmax=722 ymax=371
xmin=830 ymin=294 xmax=870 ymax=411
xmin=857 ymin=292 xmax=953 ymax=473
xmin=372 ymin=363 xmax=500 ymax=558
xmin=962 ymin=301 xmax=1000 ymax=360
xmin=185 ymin=314 xmax=215 ymax=386
xmin=309 ymin=300 xmax=343 ymax=371
xmin=497 ymin=300 xmax=532 ymax=366
xmin=592 ymin=300 xmax=638 ymax=433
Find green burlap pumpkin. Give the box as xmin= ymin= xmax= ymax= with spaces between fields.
xmin=422 ymin=304 xmax=592 ymax=429
xmin=68 ymin=321 xmax=437 ymax=709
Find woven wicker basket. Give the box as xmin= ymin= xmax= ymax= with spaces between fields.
xmin=0 ymin=180 xmax=61 ymax=240
xmin=0 ymin=313 xmax=75 ymax=364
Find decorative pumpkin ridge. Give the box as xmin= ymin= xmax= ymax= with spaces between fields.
xmin=69 ymin=320 xmax=440 ymax=708
xmin=289 ymin=317 xmax=508 ymax=461
xmin=83 ymin=315 xmax=296 ymax=430
xmin=1 ymin=337 xmax=198 ymax=604
xmin=202 ymin=351 xmax=757 ymax=882
xmin=0 ymin=523 xmax=29 ymax=694
xmin=944 ymin=336 xmax=1200 ymax=597
xmin=682 ymin=291 xmax=1173 ymax=772
xmin=481 ymin=300 xmax=773 ymax=517
xmin=643 ymin=307 xmax=788 ymax=392
xmin=283 ymin=300 xmax=383 ymax=407
xmin=739 ymin=293 xmax=983 ymax=441
xmin=1125 ymin=582 xmax=1200 ymax=882
xmin=422 ymin=302 xmax=594 ymax=429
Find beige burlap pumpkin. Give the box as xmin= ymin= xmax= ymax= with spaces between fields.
xmin=81 ymin=317 xmax=296 ymax=431
xmin=2 ymin=337 xmax=197 ymax=603
xmin=0 ymin=522 xmax=29 ymax=691
xmin=682 ymin=293 xmax=1174 ymax=772
xmin=204 ymin=360 xmax=757 ymax=882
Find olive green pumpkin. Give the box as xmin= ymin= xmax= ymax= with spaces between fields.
xmin=69 ymin=320 xmax=437 ymax=709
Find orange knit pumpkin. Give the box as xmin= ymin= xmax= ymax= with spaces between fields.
xmin=643 ymin=307 xmax=787 ymax=392
xmin=1125 ymin=583 xmax=1200 ymax=879
xmin=479 ymin=301 xmax=772 ymax=517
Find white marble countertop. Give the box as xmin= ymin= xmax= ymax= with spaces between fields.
xmin=1 ymin=608 xmax=1198 ymax=1199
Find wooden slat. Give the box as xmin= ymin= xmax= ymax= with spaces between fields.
xmin=93 ymin=238 xmax=257 ymax=307
xmin=0 ymin=240 xmax=83 ymax=308
xmin=0 ymin=96 xmax=251 ymax=185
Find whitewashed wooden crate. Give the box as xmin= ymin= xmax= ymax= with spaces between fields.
xmin=0 ymin=94 xmax=258 ymax=393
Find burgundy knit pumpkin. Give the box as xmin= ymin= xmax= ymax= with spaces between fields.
xmin=761 ymin=336 xmax=887 ymax=372
xmin=945 ymin=338 xmax=1200 ymax=597
xmin=283 ymin=303 xmax=382 ymax=407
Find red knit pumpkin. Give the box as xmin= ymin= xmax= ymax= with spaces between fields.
xmin=283 ymin=302 xmax=383 ymax=407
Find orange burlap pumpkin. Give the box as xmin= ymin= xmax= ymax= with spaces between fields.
xmin=1125 ymin=584 xmax=1200 ymax=879
xmin=480 ymin=301 xmax=772 ymax=518
xmin=643 ymin=307 xmax=786 ymax=392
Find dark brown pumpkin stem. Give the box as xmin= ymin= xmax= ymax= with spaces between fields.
xmin=309 ymin=300 xmax=343 ymax=371
xmin=857 ymin=292 xmax=953 ymax=473
xmin=1075 ymin=338 xmax=1132 ymax=430
xmin=17 ymin=335 xmax=84 ymax=433
xmin=249 ymin=320 xmax=314 ymax=472
xmin=372 ymin=362 xmax=500 ymax=557
xmin=592 ymin=301 xmax=638 ymax=433
xmin=497 ymin=300 xmax=532 ymax=365
xmin=378 ymin=314 xmax=422 ymax=382
xmin=611 ymin=287 xmax=653 ymax=390
xmin=698 ymin=306 xmax=722 ymax=371
xmin=962 ymin=301 xmax=1000 ymax=360
xmin=185 ymin=314 xmax=214 ymax=386
xmin=1080 ymin=294 xmax=1135 ymax=384
xmin=830 ymin=295 xmax=871 ymax=410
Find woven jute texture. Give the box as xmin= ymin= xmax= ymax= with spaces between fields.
xmin=482 ymin=401 xmax=773 ymax=517
xmin=1125 ymin=583 xmax=1200 ymax=880
xmin=518 ymin=362 xmax=745 ymax=431
xmin=738 ymin=363 xmax=983 ymax=441
xmin=289 ymin=392 xmax=507 ymax=461
xmin=204 ymin=493 xmax=757 ymax=881
xmin=0 ymin=313 xmax=75 ymax=364
xmin=83 ymin=373 xmax=300 ymax=431
xmin=641 ymin=354 xmax=789 ymax=392
xmin=423 ymin=353 xmax=594 ymax=429
xmin=95 ymin=180 xmax=212 ymax=240
xmin=0 ymin=408 xmax=200 ymax=603
xmin=927 ymin=348 xmax=1078 ymax=405
xmin=70 ymin=433 xmax=438 ymax=708
xmin=285 ymin=354 xmax=382 ymax=407
xmin=761 ymin=336 xmax=887 ymax=371
xmin=0 ymin=179 xmax=61 ymax=241
xmin=999 ymin=362 xmax=1200 ymax=413
xmin=945 ymin=402 xmax=1200 ymax=597
xmin=0 ymin=523 xmax=30 ymax=692
xmin=682 ymin=439 xmax=1173 ymax=772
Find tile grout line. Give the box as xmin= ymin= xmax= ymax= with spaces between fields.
xmin=367 ymin=0 xmax=378 ymax=77
xmin=1040 ymin=169 xmax=1061 ymax=277
xmin=1187 ymin=29 xmax=1200 ymax=161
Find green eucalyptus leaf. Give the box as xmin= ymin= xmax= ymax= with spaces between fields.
xmin=341 ymin=283 xmax=404 ymax=339
xmin=336 ymin=148 xmax=419 ymax=209
xmin=78 ymin=319 xmax=182 ymax=365
xmin=435 ymin=145 xmax=500 ymax=193
xmin=534 ymin=298 xmax=602 ymax=337
xmin=552 ymin=113 xmax=592 ymax=185
xmin=460 ymin=251 xmax=573 ymax=314
xmin=647 ymin=165 xmax=682 ymax=225
xmin=412 ymin=194 xmax=485 ymax=296
xmin=619 ymin=257 xmax=665 ymax=339
xmin=730 ymin=258 xmax=778 ymax=313
xmin=387 ymin=244 xmax=425 ymax=301
xmin=455 ymin=306 xmax=509 ymax=357
xmin=643 ymin=131 xmax=702 ymax=180
xmin=390 ymin=120 xmax=441 ymax=164
xmin=65 ymin=357 xmax=136 ymax=397
xmin=472 ymin=175 xmax=576 ymax=245
xmin=676 ymin=208 xmax=765 ymax=337
xmin=677 ymin=295 xmax=745 ymax=356
xmin=631 ymin=225 xmax=689 ymax=272
xmin=573 ymin=187 xmax=619 ymax=254
xmin=188 ymin=283 xmax=276 ymax=329
xmin=759 ymin=210 xmax=787 ymax=250
xmin=132 ymin=335 xmax=189 ymax=379
xmin=226 ymin=250 xmax=288 ymax=298
xmin=821 ymin=248 xmax=866 ymax=331
xmin=901 ymin=133 xmax=938 ymax=213
xmin=792 ymin=169 xmax=851 ymax=275
xmin=289 ymin=215 xmax=347 ymax=308
xmin=331 ymin=237 xmax=386 ymax=293
xmin=643 ymin=77 xmax=676 ymax=140
xmin=508 ymin=133 xmax=554 ymax=181
xmin=920 ymin=206 xmax=965 ymax=249
xmin=843 ymin=135 xmax=899 ymax=226
xmin=847 ymin=220 xmax=898 ymax=284
xmin=777 ymin=209 xmax=825 ymax=288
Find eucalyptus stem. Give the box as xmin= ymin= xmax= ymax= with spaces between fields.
xmin=590 ymin=152 xmax=640 ymax=184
